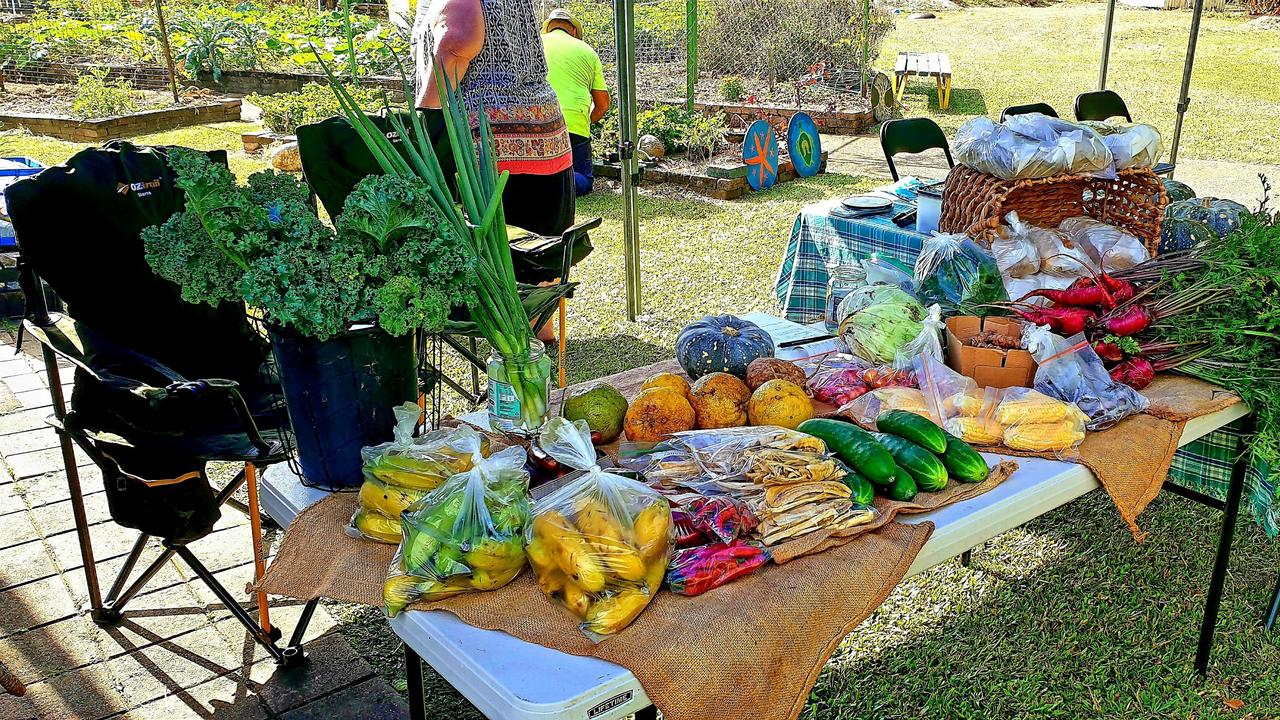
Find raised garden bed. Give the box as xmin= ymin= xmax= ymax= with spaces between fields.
xmin=0 ymin=96 xmax=241 ymax=142
xmin=595 ymin=150 xmax=828 ymax=201
xmin=6 ymin=61 xmax=402 ymax=97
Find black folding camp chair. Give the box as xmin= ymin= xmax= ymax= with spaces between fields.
xmin=295 ymin=112 xmax=599 ymax=406
xmin=1074 ymin=90 xmax=1174 ymax=176
xmin=3 ymin=142 xmax=315 ymax=667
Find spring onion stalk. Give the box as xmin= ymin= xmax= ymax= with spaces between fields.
xmin=316 ymin=48 xmax=548 ymax=431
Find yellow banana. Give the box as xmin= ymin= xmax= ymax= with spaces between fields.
xmin=591 ymin=537 xmax=647 ymax=582
xmin=561 ymin=580 xmax=593 ymax=618
xmin=353 ymin=508 xmax=402 ymax=544
xmin=574 ymin=498 xmax=629 ymax=545
xmin=526 ymin=538 xmax=557 ymax=575
xmin=553 ymin=533 xmax=607 ymax=593
xmin=537 ymin=568 xmax=569 ymax=598
xmin=463 ymin=537 xmax=526 ymax=572
xmin=583 ymin=589 xmax=651 ymax=636
xmin=359 ymin=477 xmax=428 ymax=518
xmin=633 ymin=503 xmax=672 ymax=561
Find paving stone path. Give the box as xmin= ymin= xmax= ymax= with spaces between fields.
xmin=0 ymin=335 xmax=408 ymax=719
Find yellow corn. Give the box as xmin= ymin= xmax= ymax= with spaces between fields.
xmin=874 ymin=387 xmax=927 ymax=412
xmin=996 ymin=391 xmax=1070 ymax=426
xmin=1002 ymin=420 xmax=1085 ymax=452
xmin=944 ymin=416 xmax=1003 ymax=445
xmin=946 ymin=389 xmax=987 ymax=418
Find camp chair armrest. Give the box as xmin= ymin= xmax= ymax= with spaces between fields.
xmin=156 ymin=380 xmax=275 ymax=456
xmin=557 ymin=217 xmax=603 ymax=285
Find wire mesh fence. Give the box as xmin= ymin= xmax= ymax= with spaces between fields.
xmin=0 ymin=0 xmax=410 ymax=120
xmin=535 ymin=0 xmax=889 ymax=113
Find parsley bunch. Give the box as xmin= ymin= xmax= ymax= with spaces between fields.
xmin=142 ymin=149 xmax=474 ymax=340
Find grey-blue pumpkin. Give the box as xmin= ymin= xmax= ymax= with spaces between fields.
xmin=675 ymin=315 xmax=775 ymax=381
xmin=1165 ymin=197 xmax=1249 ymax=238
xmin=1162 ymin=179 xmax=1196 ymax=203
xmin=1158 ymin=215 xmax=1215 ymax=254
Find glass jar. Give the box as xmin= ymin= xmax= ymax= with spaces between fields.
xmin=487 ymin=339 xmax=552 ymax=434
xmin=825 ymin=264 xmax=865 ymax=332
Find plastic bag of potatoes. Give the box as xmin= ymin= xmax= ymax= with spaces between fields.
xmin=527 ymin=417 xmax=674 ymax=641
xmin=383 ymin=445 xmax=531 ymax=616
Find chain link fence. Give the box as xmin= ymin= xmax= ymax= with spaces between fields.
xmin=0 ymin=0 xmax=408 ymax=121
xmin=535 ymin=0 xmax=890 ymax=113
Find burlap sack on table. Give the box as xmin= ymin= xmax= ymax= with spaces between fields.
xmin=260 ymin=490 xmax=933 ymax=720
xmin=980 ymin=375 xmax=1241 ymax=540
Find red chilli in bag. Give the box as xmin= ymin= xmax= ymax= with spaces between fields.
xmin=666 ymin=540 xmax=770 ymax=596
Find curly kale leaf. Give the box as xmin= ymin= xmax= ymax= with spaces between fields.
xmin=334 ymin=175 xmax=475 ymax=335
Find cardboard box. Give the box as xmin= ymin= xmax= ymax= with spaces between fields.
xmin=944 ymin=316 xmax=1037 ymax=389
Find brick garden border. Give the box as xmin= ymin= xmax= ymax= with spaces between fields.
xmin=648 ymin=98 xmax=875 ymax=136
xmin=0 ymin=99 xmax=242 ymax=142
xmin=594 ymin=150 xmax=828 ymax=201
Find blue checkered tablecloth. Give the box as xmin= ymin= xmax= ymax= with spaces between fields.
xmin=774 ymin=179 xmax=930 ymax=324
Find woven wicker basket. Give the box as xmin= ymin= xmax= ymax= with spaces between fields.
xmin=938 ymin=165 xmax=1168 ymax=254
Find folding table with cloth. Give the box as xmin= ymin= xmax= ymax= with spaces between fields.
xmin=775 ymin=178 xmax=932 ymax=325
xmin=255 ymin=335 xmax=1265 ymax=719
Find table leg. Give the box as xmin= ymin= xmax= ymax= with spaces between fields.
xmin=405 ymin=643 xmax=426 ymax=720
xmin=1194 ymin=414 xmax=1252 ymax=674
xmin=634 ymin=706 xmax=659 ymax=720
xmin=894 ymin=73 xmax=908 ymax=104
xmin=935 ymin=76 xmax=943 ymax=109
xmin=960 ymin=549 xmax=972 ymax=568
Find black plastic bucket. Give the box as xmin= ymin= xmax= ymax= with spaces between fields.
xmin=269 ymin=324 xmax=418 ymax=490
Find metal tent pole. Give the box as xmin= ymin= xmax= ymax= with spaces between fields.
xmin=614 ymin=0 xmax=642 ymax=320
xmin=1098 ymin=0 xmax=1117 ymax=90
xmin=686 ymin=0 xmax=698 ymax=113
xmin=1167 ymin=0 xmax=1205 ymax=176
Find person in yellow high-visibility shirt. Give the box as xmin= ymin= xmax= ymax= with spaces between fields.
xmin=541 ymin=9 xmax=610 ymax=196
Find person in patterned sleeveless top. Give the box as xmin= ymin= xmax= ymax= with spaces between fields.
xmin=412 ymin=0 xmax=576 ymax=243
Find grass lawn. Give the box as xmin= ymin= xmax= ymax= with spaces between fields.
xmin=5 ymin=83 xmax=1280 ymax=717
xmin=878 ymin=2 xmax=1280 ymax=166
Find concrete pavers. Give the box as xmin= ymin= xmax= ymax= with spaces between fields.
xmin=0 ymin=337 xmax=408 ymax=719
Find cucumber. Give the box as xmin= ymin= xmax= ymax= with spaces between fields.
xmin=841 ymin=467 xmax=876 ymax=506
xmin=873 ymin=432 xmax=949 ymax=493
xmin=876 ymin=410 xmax=947 ymax=454
xmin=797 ymin=418 xmax=896 ymax=485
xmin=941 ymin=433 xmax=989 ymax=483
xmin=884 ymin=468 xmax=918 ymax=502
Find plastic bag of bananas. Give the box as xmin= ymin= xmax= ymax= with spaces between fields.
xmin=527 ymin=417 xmax=674 ymax=641
xmin=350 ymin=404 xmax=493 ymax=544
xmin=382 ymin=445 xmax=532 ymax=616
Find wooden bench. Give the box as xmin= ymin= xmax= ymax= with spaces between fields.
xmin=894 ymin=51 xmax=953 ymax=110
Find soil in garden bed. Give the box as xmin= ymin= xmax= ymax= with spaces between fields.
xmin=0 ymin=82 xmax=213 ymax=120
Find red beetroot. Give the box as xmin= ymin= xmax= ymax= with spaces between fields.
xmin=1093 ymin=338 xmax=1126 ymax=363
xmin=1007 ymin=305 xmax=1097 ymax=335
xmin=1109 ymin=356 xmax=1155 ymax=390
xmin=1095 ymin=304 xmax=1154 ymax=337
xmin=1017 ymin=284 xmax=1113 ymax=309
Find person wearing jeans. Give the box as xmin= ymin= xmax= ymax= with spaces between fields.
xmin=541 ymin=8 xmax=610 ymax=196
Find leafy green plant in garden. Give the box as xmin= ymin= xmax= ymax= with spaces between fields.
xmin=248 ymin=82 xmax=382 ymax=135
xmin=70 ymin=68 xmax=140 ymax=119
xmin=141 ymin=148 xmax=474 ymax=339
xmin=171 ymin=9 xmax=239 ymax=81
xmin=720 ymin=76 xmax=745 ymax=103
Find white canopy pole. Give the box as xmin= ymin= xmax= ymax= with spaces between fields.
xmin=1098 ymin=0 xmax=1118 ymax=90
xmin=1167 ymin=0 xmax=1205 ymax=175
xmin=613 ymin=0 xmax=642 ymax=320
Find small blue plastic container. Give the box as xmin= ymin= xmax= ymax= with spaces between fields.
xmin=1 ymin=157 xmax=45 ymax=248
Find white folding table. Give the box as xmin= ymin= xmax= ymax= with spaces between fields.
xmin=261 ymin=402 xmax=1250 ymax=720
